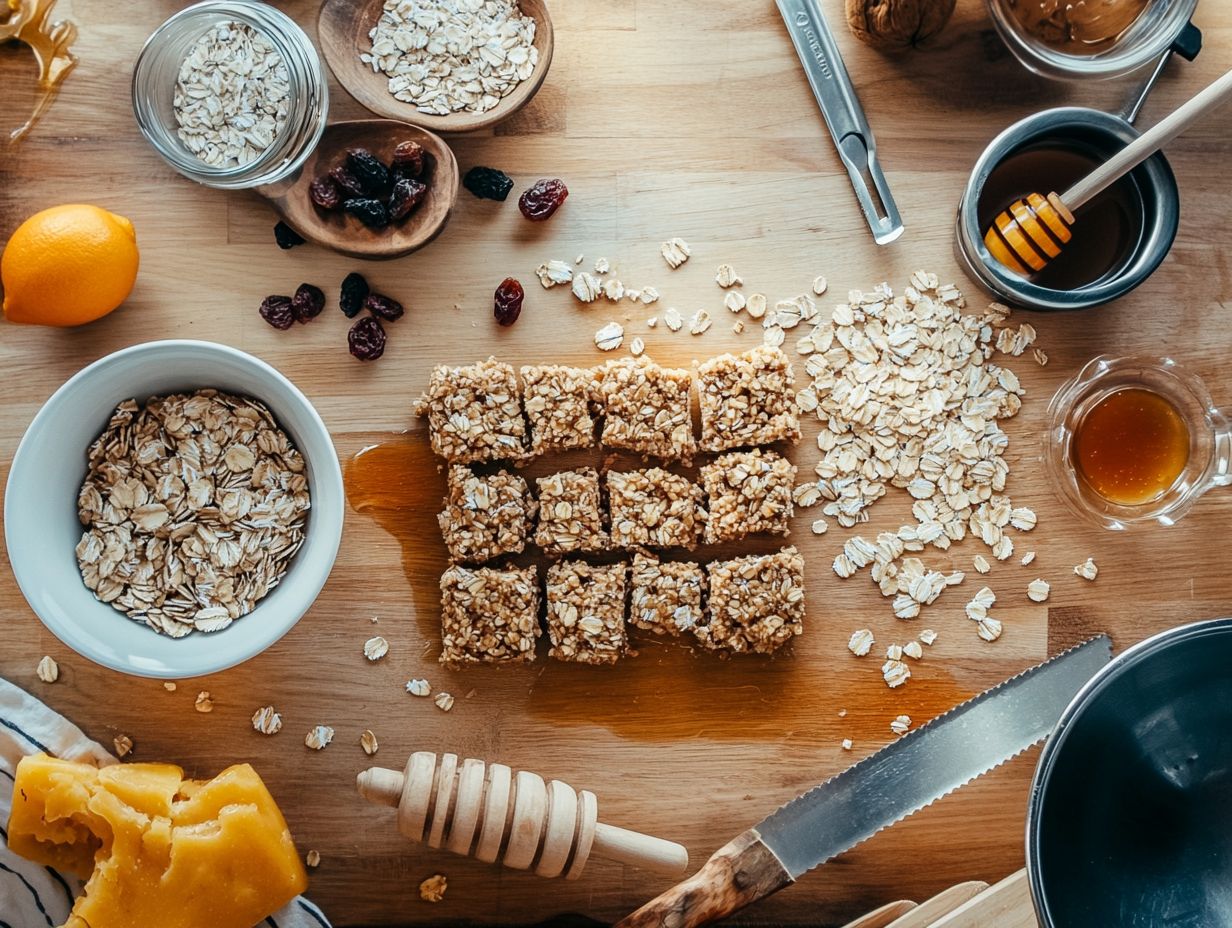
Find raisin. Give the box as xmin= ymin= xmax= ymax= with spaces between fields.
xmin=518 ymin=178 xmax=568 ymax=221
xmin=274 ymin=221 xmax=305 ymax=249
xmin=340 ymin=272 xmax=369 ymax=318
xmin=389 ymin=177 xmax=428 ymax=221
xmin=493 ymin=277 xmax=524 ymax=326
xmin=292 ymin=283 xmax=326 ymax=323
xmin=259 ymin=295 xmax=295 ymax=330
xmin=390 ymin=140 xmax=425 ymax=178
xmin=463 ymin=166 xmax=514 ymax=201
xmin=365 ymin=292 xmax=404 ymax=322
xmin=348 ymin=315 xmax=387 ymax=361
xmin=346 ymin=148 xmax=392 ymax=196
xmin=343 ymin=197 xmax=390 ymax=230
xmin=329 ymin=166 xmax=366 ymax=198
xmin=309 ymin=176 xmax=341 ymax=210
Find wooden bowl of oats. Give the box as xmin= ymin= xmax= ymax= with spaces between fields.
xmin=318 ymin=0 xmax=554 ymax=133
xmin=5 ymin=341 xmax=344 ymax=679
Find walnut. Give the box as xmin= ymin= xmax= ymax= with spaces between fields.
xmin=845 ymin=0 xmax=956 ymax=52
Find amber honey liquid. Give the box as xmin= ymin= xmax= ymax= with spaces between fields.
xmin=1073 ymin=388 xmax=1190 ymax=506
xmin=2 ymin=0 xmax=79 ymax=142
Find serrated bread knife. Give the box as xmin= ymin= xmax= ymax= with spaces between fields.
xmin=614 ymin=636 xmax=1113 ymax=928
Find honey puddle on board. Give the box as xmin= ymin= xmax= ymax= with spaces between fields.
xmin=1074 ymin=388 xmax=1190 ymax=506
xmin=2 ymin=0 xmax=78 ymax=142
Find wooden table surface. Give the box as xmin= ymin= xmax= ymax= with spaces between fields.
xmin=3 ymin=1 xmax=1232 ymax=925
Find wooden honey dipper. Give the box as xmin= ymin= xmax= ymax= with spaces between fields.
xmin=984 ymin=67 xmax=1232 ymax=276
xmin=357 ymin=751 xmax=690 ymax=879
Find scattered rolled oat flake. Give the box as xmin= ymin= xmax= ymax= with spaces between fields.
xmin=746 ymin=293 xmax=767 ymax=319
xmin=903 ymin=640 xmax=924 ymax=660
xmin=252 ymin=706 xmax=282 ymax=735
xmin=163 ymin=681 xmax=177 ymax=692
xmin=812 ymin=275 xmax=829 ymax=296
xmin=305 ymin=725 xmax=335 ymax=750
xmin=977 ymin=615 xmax=1004 ymax=641
xmin=602 ymin=278 xmax=625 ymax=301
xmin=1010 ymin=507 xmax=1037 ymax=531
xmin=420 ymin=873 xmax=448 ymax=903
xmin=360 ymin=729 xmax=379 ymax=756
xmin=629 ymin=336 xmax=645 ymax=357
xmin=113 ymin=734 xmax=133 ymax=758
xmin=732 ymin=320 xmax=744 ymax=334
xmin=714 ymin=264 xmax=742 ymax=288
xmin=688 ymin=309 xmax=712 ymax=335
xmin=841 ymin=738 xmax=853 ymax=751
xmin=1034 ymin=348 xmax=1049 ymax=366
xmin=35 ymin=655 xmax=59 ymax=683
xmin=660 ymin=237 xmax=691 ymax=269
xmin=594 ymin=257 xmax=610 ymax=274
xmin=646 ymin=316 xmax=658 ymax=328
xmin=919 ymin=628 xmax=938 ymax=645
xmin=1021 ymin=551 xmax=1036 ymax=566
xmin=885 ymin=643 xmax=903 ymax=661
xmin=724 ymin=290 xmax=747 ymax=313
xmin=811 ymin=518 xmax=829 ymax=535
xmin=536 ymin=260 xmax=573 ymax=289
xmin=763 ymin=324 xmax=785 ymax=348
xmin=434 ymin=692 xmax=455 ymax=712
xmin=406 ymin=678 xmax=431 ymax=697
xmin=306 ymin=850 xmax=321 ymax=869
xmin=890 ymin=715 xmax=912 ymax=736
xmin=838 ymin=708 xmax=848 ymax=718
xmin=973 ymin=554 xmax=991 ymax=574
xmin=572 ymin=271 xmax=601 ymax=303
xmin=594 ymin=321 xmax=624 ymax=351
xmin=1027 ymin=578 xmax=1051 ymax=602
xmin=663 ymin=307 xmax=683 ymax=331
xmin=882 ymin=658 xmax=911 ymax=688
xmin=364 ymin=635 xmax=390 ymax=661
xmin=848 ymin=628 xmax=875 ymax=657
xmin=1075 ymin=557 xmax=1099 ymax=581
xmin=195 ymin=691 xmax=214 ymax=713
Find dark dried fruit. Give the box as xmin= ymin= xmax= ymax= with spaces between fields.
xmin=348 ymin=315 xmax=387 ymax=361
xmin=463 ymin=166 xmax=514 ymax=201
xmin=493 ymin=277 xmax=524 ymax=326
xmin=365 ymin=292 xmax=404 ymax=322
xmin=292 ymin=283 xmax=326 ymax=323
xmin=274 ymin=221 xmax=305 ymax=249
xmin=518 ymin=178 xmax=568 ymax=221
xmin=309 ymin=176 xmax=341 ymax=210
xmin=389 ymin=177 xmax=428 ymax=221
xmin=329 ymin=166 xmax=366 ymax=199
xmin=343 ymin=197 xmax=390 ymax=230
xmin=346 ymin=147 xmax=392 ymax=196
xmin=340 ymin=272 xmax=369 ymax=318
xmin=259 ymin=295 xmax=295 ymax=330
xmin=391 ymin=140 xmax=426 ymax=178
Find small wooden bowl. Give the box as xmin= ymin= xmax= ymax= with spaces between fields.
xmin=257 ymin=119 xmax=458 ymax=261
xmin=318 ymin=0 xmax=554 ymax=134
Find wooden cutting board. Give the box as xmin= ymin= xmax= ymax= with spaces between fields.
xmin=2 ymin=1 xmax=1232 ymax=925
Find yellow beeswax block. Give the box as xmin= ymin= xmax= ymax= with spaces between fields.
xmin=8 ymin=753 xmax=309 ymax=928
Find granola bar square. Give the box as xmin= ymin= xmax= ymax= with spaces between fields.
xmin=607 ymin=468 xmax=705 ymax=550
xmin=437 ymin=466 xmax=536 ymax=563
xmin=700 ymin=449 xmax=796 ymax=544
xmin=520 ymin=365 xmax=600 ymax=456
xmin=630 ymin=553 xmax=705 ymax=636
xmin=546 ymin=560 xmax=628 ymax=664
xmin=696 ymin=546 xmax=805 ymax=655
xmin=415 ymin=358 xmax=529 ymax=464
xmin=596 ymin=358 xmax=696 ymax=462
xmin=534 ymin=468 xmax=608 ymax=556
xmin=439 ymin=564 xmax=541 ymax=665
xmin=695 ymin=346 xmax=801 ymax=452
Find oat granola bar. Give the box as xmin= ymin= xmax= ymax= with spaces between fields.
xmin=545 ymin=560 xmax=628 ymax=664
xmin=534 ymin=468 xmax=608 ymax=556
xmin=607 ymin=468 xmax=706 ymax=550
xmin=439 ymin=564 xmax=541 ymax=665
xmin=596 ymin=357 xmax=696 ymax=462
xmin=520 ymin=364 xmax=600 ymax=456
xmin=630 ymin=553 xmax=705 ymax=637
xmin=700 ymin=449 xmax=796 ymax=544
xmin=696 ymin=546 xmax=805 ymax=655
xmin=415 ymin=358 xmax=529 ymax=464
xmin=695 ymin=346 xmax=801 ymax=452
xmin=437 ymin=466 xmax=536 ymax=563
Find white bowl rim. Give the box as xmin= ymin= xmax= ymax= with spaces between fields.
xmin=4 ymin=339 xmax=344 ymax=679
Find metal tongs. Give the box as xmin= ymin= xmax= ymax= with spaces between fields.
xmin=776 ymin=0 xmax=904 ymax=244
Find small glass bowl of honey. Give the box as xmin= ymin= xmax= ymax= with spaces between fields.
xmin=1047 ymin=356 xmax=1232 ymax=530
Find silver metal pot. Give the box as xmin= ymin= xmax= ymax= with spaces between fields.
xmin=1026 ymin=618 xmax=1232 ymax=927
xmin=955 ymin=107 xmax=1179 ymax=311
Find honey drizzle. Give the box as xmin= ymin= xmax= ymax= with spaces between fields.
xmin=2 ymin=0 xmax=79 ymax=143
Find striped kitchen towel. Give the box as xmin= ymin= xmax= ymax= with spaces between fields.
xmin=0 ymin=675 xmax=332 ymax=928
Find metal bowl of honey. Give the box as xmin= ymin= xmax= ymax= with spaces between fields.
xmin=956 ymin=107 xmax=1178 ymax=312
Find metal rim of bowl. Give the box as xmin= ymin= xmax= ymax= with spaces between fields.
xmin=1025 ymin=616 xmax=1232 ymax=927
xmin=956 ymin=106 xmax=1180 ymax=312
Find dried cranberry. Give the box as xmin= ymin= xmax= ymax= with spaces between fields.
xmin=389 ymin=177 xmax=428 ymax=221
xmin=259 ymin=295 xmax=295 ymax=330
xmin=348 ymin=315 xmax=386 ymax=361
xmin=365 ymin=293 xmax=404 ymax=322
xmin=463 ymin=166 xmax=514 ymax=202
xmin=346 ymin=147 xmax=392 ymax=196
xmin=292 ymin=283 xmax=325 ymax=323
xmin=518 ymin=178 xmax=568 ymax=221
xmin=274 ymin=221 xmax=305 ymax=249
xmin=329 ymin=166 xmax=366 ymax=198
xmin=309 ymin=176 xmax=341 ymax=210
xmin=390 ymin=140 xmax=426 ymax=178
xmin=340 ymin=272 xmax=369 ymax=318
xmin=493 ymin=277 xmax=524 ymax=326
xmin=343 ymin=197 xmax=390 ymax=229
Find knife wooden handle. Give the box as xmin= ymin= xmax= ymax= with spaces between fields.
xmin=613 ymin=829 xmax=792 ymax=928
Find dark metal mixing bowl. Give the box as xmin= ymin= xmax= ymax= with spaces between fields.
xmin=1027 ymin=619 xmax=1232 ymax=927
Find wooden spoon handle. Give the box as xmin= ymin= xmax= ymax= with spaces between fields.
xmin=612 ymin=830 xmax=792 ymax=928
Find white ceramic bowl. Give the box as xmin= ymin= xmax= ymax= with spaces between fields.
xmin=5 ymin=340 xmax=344 ymax=679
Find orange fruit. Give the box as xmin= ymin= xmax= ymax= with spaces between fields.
xmin=2 ymin=204 xmax=140 ymax=327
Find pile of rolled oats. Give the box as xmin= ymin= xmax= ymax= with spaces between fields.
xmin=75 ymin=390 xmax=310 ymax=638
xmin=174 ymin=21 xmax=289 ymax=169
xmin=361 ymin=0 xmax=539 ymax=116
